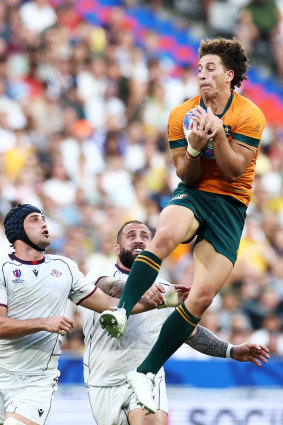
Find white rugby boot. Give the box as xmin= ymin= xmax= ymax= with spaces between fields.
xmin=126 ymin=369 xmax=156 ymax=414
xmin=99 ymin=307 xmax=127 ymax=339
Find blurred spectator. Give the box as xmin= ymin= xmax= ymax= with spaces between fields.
xmin=99 ymin=154 xmax=136 ymax=208
xmin=0 ymin=111 xmax=17 ymax=152
xmin=228 ymin=313 xmax=252 ymax=345
xmin=76 ymin=56 xmax=108 ymax=104
xmin=56 ymin=1 xmax=82 ymax=33
xmin=236 ymin=214 xmax=277 ymax=276
xmin=0 ymin=3 xmax=11 ymax=46
xmin=250 ymin=314 xmax=283 ymax=355
xmin=28 ymin=85 xmax=64 ymax=136
xmin=19 ymin=0 xmax=57 ymax=35
xmin=85 ymin=231 xmax=117 ymax=272
xmin=60 ymin=118 xmax=105 ymax=191
xmin=3 ymin=129 xmax=34 ymax=182
xmin=217 ymin=287 xmax=251 ymax=338
xmin=0 ymin=77 xmax=27 ymax=129
xmin=243 ymin=287 xmax=282 ymax=329
xmin=42 ymin=157 xmax=77 ymax=206
xmin=235 ymin=0 xmax=282 ymax=71
xmin=164 ymin=64 xmax=199 ymax=108
xmin=206 ymin=0 xmax=240 ymax=38
xmin=45 ymin=49 xmax=75 ymax=100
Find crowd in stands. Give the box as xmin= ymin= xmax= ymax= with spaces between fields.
xmin=142 ymin=0 xmax=283 ymax=81
xmin=0 ymin=0 xmax=282 ymax=358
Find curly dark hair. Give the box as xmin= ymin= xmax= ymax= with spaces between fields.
xmin=198 ymin=38 xmax=250 ymax=91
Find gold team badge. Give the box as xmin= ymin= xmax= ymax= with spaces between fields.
xmin=173 ymin=194 xmax=188 ymax=200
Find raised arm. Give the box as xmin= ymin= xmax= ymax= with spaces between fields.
xmin=79 ymin=277 xmax=155 ymax=314
xmin=80 ymin=277 xmax=187 ymax=313
xmin=187 ymin=325 xmax=270 ymax=367
xmin=0 ymin=306 xmax=73 ymax=338
xmin=171 ymin=107 xmax=216 ymax=186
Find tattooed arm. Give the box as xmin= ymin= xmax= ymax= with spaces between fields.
xmin=81 ymin=276 xmax=155 ymax=314
xmin=187 ymin=325 xmax=229 ymax=357
xmin=95 ymin=277 xmax=188 ymax=307
xmin=93 ymin=276 xmax=163 ymax=312
xmin=186 ymin=325 xmax=270 ymax=367
xmin=96 ymin=277 xmax=126 ymax=299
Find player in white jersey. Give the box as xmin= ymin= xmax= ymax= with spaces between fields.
xmin=83 ymin=220 xmax=270 ymax=425
xmin=0 ymin=205 xmax=175 ymax=425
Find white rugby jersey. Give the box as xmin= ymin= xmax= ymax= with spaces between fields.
xmin=0 ymin=253 xmax=96 ymax=375
xmin=82 ymin=264 xmax=174 ymax=387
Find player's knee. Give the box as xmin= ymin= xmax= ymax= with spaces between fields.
xmin=4 ymin=418 xmax=29 ymax=425
xmin=188 ymin=287 xmax=215 ymax=314
xmin=152 ymin=231 xmax=178 ymax=256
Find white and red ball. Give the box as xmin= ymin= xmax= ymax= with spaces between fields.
xmin=183 ymin=108 xmax=215 ymax=160
xmin=183 ymin=109 xmax=195 ymax=141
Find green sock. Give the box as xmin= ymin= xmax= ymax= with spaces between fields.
xmin=118 ymin=250 xmax=162 ymax=317
xmin=137 ymin=302 xmax=200 ymax=374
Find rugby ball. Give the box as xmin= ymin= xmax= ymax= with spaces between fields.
xmin=201 ymin=138 xmax=215 ymax=160
xmin=183 ymin=109 xmax=195 ymax=141
xmin=183 ymin=108 xmax=215 ymax=160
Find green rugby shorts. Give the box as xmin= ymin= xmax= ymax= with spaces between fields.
xmin=166 ymin=184 xmax=247 ymax=264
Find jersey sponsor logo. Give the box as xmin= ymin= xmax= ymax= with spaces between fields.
xmin=51 ymin=269 xmax=62 ymax=277
xmin=38 ymin=409 xmax=44 ymax=417
xmin=33 ymin=269 xmax=39 ymax=277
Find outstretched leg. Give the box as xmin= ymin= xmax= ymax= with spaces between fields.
xmin=100 ymin=205 xmax=199 ymax=338
xmin=127 ymin=241 xmax=233 ymax=413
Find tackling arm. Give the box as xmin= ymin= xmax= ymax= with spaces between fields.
xmin=80 ymin=278 xmax=155 ymax=314
xmin=81 ymin=277 xmax=187 ymax=313
xmin=187 ymin=325 xmax=270 ymax=367
xmin=187 ymin=325 xmax=228 ymax=357
xmin=95 ymin=277 xmax=190 ymax=308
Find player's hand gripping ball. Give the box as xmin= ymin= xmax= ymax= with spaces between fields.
xmin=183 ymin=109 xmax=196 ymax=141
xmin=183 ymin=108 xmax=215 ymax=160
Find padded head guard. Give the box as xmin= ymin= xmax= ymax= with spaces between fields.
xmin=4 ymin=204 xmax=45 ymax=251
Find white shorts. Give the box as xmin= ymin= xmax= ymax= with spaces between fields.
xmin=88 ymin=375 xmax=168 ymax=425
xmin=0 ymin=370 xmax=59 ymax=425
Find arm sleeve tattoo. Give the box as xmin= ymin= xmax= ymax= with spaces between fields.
xmin=96 ymin=278 xmax=125 ymax=299
xmin=186 ymin=325 xmax=229 ymax=358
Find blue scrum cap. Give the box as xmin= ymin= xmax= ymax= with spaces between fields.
xmin=4 ymin=204 xmax=44 ymax=251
